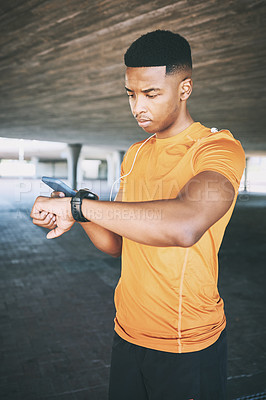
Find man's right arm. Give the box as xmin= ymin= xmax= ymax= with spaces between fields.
xmin=78 ymin=186 xmax=123 ymax=257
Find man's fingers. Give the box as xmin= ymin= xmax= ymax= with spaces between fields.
xmin=45 ymin=215 xmax=57 ymax=229
xmin=30 ymin=196 xmax=49 ymax=218
xmin=44 ymin=222 xmax=57 ymax=229
xmin=30 ymin=196 xmax=74 ymax=239
xmin=39 ymin=211 xmax=48 ymax=219
xmin=32 ymin=213 xmax=56 ymax=226
xmin=31 ymin=210 xmax=47 ymax=220
xmin=51 ymin=191 xmax=65 ymax=198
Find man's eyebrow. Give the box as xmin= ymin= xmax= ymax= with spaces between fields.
xmin=142 ymin=88 xmax=161 ymax=93
xmin=125 ymin=86 xmax=161 ymax=93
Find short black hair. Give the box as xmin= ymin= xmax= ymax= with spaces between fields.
xmin=124 ymin=30 xmax=192 ymax=74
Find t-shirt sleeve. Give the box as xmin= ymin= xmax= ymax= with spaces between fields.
xmin=191 ymin=133 xmax=246 ymax=193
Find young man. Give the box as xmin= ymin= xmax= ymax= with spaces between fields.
xmin=31 ymin=30 xmax=245 ymax=399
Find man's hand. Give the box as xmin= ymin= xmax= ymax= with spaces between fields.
xmin=30 ymin=196 xmax=74 ymax=239
xmin=29 ymin=191 xmax=66 ymax=235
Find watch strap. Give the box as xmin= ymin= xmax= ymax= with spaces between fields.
xmin=71 ymin=189 xmax=98 ymax=222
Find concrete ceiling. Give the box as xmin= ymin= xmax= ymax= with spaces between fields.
xmin=0 ymin=0 xmax=266 ymax=152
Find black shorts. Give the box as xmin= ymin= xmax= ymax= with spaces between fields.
xmin=108 ymin=329 xmax=227 ymax=400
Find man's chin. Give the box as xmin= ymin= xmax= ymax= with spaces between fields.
xmin=140 ymin=125 xmax=157 ymax=134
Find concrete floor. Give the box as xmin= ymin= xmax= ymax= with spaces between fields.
xmin=0 ymin=189 xmax=265 ymax=399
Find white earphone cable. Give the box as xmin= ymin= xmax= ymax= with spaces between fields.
xmin=109 ymin=133 xmax=156 ymax=201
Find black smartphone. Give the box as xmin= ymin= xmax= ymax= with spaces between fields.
xmin=42 ymin=177 xmax=77 ymax=197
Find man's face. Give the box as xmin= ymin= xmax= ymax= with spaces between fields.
xmin=125 ymin=66 xmax=189 ymax=136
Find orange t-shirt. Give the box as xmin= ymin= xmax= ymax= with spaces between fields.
xmin=114 ymin=122 xmax=246 ymax=353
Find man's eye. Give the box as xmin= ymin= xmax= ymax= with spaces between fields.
xmin=147 ymin=94 xmax=157 ymax=99
xmin=127 ymin=94 xmax=134 ymax=98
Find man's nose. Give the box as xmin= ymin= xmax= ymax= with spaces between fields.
xmin=132 ymin=97 xmax=147 ymax=118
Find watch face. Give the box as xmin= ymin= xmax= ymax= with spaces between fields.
xmin=81 ymin=189 xmax=99 ymax=201
xmin=87 ymin=192 xmax=99 ymax=200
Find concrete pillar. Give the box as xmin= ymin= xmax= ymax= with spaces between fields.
xmin=107 ymin=150 xmax=125 ymax=187
xmin=244 ymin=156 xmax=249 ymax=192
xmin=18 ymin=139 xmax=24 ymax=162
xmin=67 ymin=144 xmax=82 ymax=189
xmin=115 ymin=150 xmax=125 ymax=184
xmin=106 ymin=153 xmax=115 ymax=187
xmin=31 ymin=156 xmax=39 ymax=178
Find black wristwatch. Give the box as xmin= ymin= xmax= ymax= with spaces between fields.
xmin=71 ymin=189 xmax=99 ymax=222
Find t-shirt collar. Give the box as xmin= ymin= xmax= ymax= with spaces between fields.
xmin=154 ymin=122 xmax=203 ymax=146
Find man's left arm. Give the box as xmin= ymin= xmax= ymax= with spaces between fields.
xmin=31 ymin=171 xmax=235 ymax=247
xmin=81 ymin=170 xmax=235 ymax=247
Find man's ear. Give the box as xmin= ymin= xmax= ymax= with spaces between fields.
xmin=180 ymin=78 xmax=193 ymax=100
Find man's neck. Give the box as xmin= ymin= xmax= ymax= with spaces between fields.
xmin=156 ymin=112 xmax=194 ymax=139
